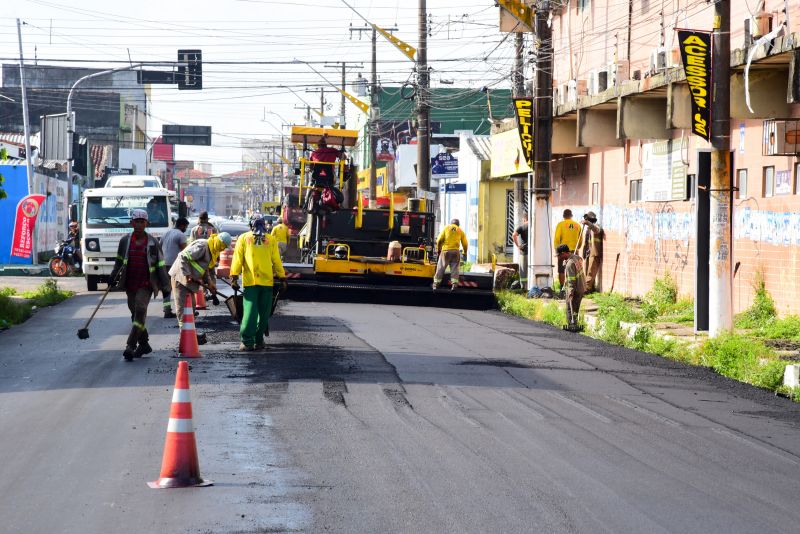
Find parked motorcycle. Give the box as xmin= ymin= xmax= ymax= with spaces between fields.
xmin=49 ymin=240 xmax=81 ymax=277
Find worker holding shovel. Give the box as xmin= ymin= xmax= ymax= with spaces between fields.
xmin=556 ymin=244 xmax=586 ymax=332
xmin=168 ymin=232 xmax=232 ymax=343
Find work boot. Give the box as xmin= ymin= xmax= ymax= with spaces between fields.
xmin=197 ymin=333 xmax=208 ymax=345
xmin=123 ymin=345 xmax=136 ymax=362
xmin=450 ymin=283 xmax=457 ymax=291
xmin=163 ymin=309 xmax=177 ymax=319
xmin=431 ymin=284 xmax=438 ymax=291
xmin=254 ymin=341 xmax=265 ymax=350
xmin=238 ymin=343 xmax=254 ymax=352
xmin=134 ymin=340 xmax=152 ymax=358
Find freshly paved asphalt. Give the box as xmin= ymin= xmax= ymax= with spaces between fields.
xmin=1 ymin=283 xmax=800 ymax=533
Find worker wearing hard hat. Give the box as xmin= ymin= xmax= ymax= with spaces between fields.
xmin=433 ymin=218 xmax=468 ymax=291
xmin=556 ymin=243 xmax=585 ymax=332
xmin=579 ymin=211 xmax=604 ymax=293
xmin=109 ymin=209 xmax=171 ymax=362
xmin=168 ymin=232 xmax=232 ymax=334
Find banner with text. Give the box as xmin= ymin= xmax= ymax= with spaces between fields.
xmin=677 ymin=29 xmax=713 ymax=140
xmin=10 ymin=194 xmax=46 ymax=259
xmin=513 ymin=98 xmax=534 ymax=169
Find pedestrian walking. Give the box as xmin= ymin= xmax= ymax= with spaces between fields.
xmin=433 ymin=218 xmax=468 ymax=291
xmin=512 ymin=213 xmax=528 ymax=284
xmin=109 ymin=209 xmax=170 ymax=361
xmin=168 ymin=232 xmax=232 ymax=335
xmin=190 ymin=211 xmax=217 ymax=242
xmin=270 ymin=220 xmax=290 ymax=259
xmin=230 ymin=217 xmax=287 ymax=351
xmin=579 ymin=211 xmax=604 ymax=293
xmin=553 ymin=209 xmax=582 ymax=290
xmin=159 ymin=217 xmax=189 ymax=318
xmin=556 ymin=244 xmax=585 ymax=331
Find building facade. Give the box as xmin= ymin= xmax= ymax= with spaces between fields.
xmin=537 ymin=0 xmax=800 ymax=316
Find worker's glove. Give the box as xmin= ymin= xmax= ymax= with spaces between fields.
xmin=461 ymin=253 xmax=467 ymax=262
xmin=280 ymin=278 xmax=288 ymax=293
xmin=230 ymin=276 xmax=240 ymax=291
xmin=211 ymin=294 xmax=220 ymax=306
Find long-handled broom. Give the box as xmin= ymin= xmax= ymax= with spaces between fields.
xmin=77 ymin=274 xmax=120 ymax=339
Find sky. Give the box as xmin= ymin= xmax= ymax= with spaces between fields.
xmin=0 ymin=0 xmax=522 ymax=173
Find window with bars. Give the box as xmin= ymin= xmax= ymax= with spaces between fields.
xmin=506 ymin=190 xmax=529 ymax=248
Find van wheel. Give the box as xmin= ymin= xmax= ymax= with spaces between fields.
xmin=87 ymin=275 xmax=99 ymax=292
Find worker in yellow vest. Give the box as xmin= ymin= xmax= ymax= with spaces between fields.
xmin=553 ymin=209 xmax=582 ymax=289
xmin=433 ymin=218 xmax=468 ymax=291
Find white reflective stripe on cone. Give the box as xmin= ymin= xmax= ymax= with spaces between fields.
xmin=182 ymin=322 xmax=196 ymax=331
xmin=184 ymin=307 xmax=193 ymax=315
xmin=167 ymin=418 xmax=194 ymax=433
xmin=171 ymin=389 xmax=191 ymax=403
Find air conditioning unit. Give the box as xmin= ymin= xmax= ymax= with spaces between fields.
xmin=649 ymin=47 xmax=667 ymax=74
xmin=763 ymin=119 xmax=800 ymax=156
xmin=588 ymin=70 xmax=608 ymax=95
xmin=567 ymin=79 xmax=587 ymax=103
xmin=607 ymin=61 xmax=629 ymax=87
xmin=558 ymin=82 xmax=569 ymax=106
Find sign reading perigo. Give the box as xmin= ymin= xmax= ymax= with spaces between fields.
xmin=677 ymin=29 xmax=713 ymax=140
xmin=513 ymin=98 xmax=534 ymax=169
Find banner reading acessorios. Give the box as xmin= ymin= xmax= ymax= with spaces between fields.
xmin=513 ymin=98 xmax=534 ymax=169
xmin=677 ymin=29 xmax=713 ymax=140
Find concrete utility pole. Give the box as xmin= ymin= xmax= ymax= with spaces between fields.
xmin=531 ymin=2 xmax=554 ymax=289
xmin=305 ymin=87 xmax=333 ymax=119
xmin=513 ymin=32 xmax=527 ymax=286
xmin=16 ymin=19 xmax=33 ymax=195
xmin=709 ymin=0 xmax=732 ymax=336
xmin=416 ymin=0 xmax=431 ymax=198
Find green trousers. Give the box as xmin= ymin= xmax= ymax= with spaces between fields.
xmin=240 ymin=285 xmax=273 ymax=347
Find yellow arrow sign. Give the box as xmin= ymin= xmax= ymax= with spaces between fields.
xmin=497 ymin=0 xmax=533 ymax=30
xmin=373 ymin=24 xmax=416 ymax=62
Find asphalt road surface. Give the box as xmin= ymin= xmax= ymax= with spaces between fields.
xmin=1 ymin=288 xmax=800 ymax=533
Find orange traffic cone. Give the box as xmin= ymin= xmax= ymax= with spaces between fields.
xmin=195 ymin=288 xmax=207 ymax=310
xmin=178 ymin=294 xmax=201 ymax=358
xmin=148 ymin=361 xmax=212 ymax=489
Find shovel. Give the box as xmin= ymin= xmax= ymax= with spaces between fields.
xmin=77 ymin=273 xmax=119 ymax=339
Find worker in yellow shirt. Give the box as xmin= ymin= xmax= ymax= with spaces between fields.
xmin=230 ymin=217 xmax=287 ymax=351
xmin=270 ymin=221 xmax=290 ymax=259
xmin=433 ymin=218 xmax=468 ymax=291
xmin=553 ymin=209 xmax=582 ymax=289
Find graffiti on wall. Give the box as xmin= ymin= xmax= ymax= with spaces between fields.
xmin=734 ymin=207 xmax=800 ymax=246
xmin=601 ymin=204 xmax=693 ymax=245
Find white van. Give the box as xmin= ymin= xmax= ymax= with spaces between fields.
xmin=81 ymin=186 xmax=176 ymax=291
xmin=104 ymin=175 xmax=164 ymax=188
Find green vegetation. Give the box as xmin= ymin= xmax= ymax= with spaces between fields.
xmin=0 ymin=280 xmax=74 ymax=329
xmin=0 ymin=147 xmax=8 ymax=200
xmin=735 ymin=270 xmax=777 ymax=329
xmin=21 ymin=279 xmax=74 ymax=307
xmin=498 ymin=272 xmax=799 ymax=400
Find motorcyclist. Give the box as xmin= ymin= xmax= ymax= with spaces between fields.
xmin=67 ymin=221 xmax=82 ymax=271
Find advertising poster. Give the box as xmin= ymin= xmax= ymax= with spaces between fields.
xmin=10 ymin=194 xmax=47 ymax=259
xmin=677 ymin=29 xmax=713 ymax=140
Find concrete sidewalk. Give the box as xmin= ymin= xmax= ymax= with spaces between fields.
xmin=0 ymin=264 xmax=50 ymax=276
xmin=0 ymin=275 xmax=87 ymax=295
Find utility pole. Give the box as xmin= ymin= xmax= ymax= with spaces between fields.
xmin=305 ymin=87 xmax=333 ymax=120
xmin=416 ymin=0 xmax=430 ymax=201
xmin=531 ymin=1 xmax=554 ymax=289
xmin=513 ymin=31 xmax=527 ymax=287
xmin=16 ymin=19 xmax=33 ymax=195
xmin=709 ymin=0 xmax=731 ymax=336
xmin=351 ymin=23 xmax=396 ymax=208
xmin=324 ymin=62 xmax=363 ymax=128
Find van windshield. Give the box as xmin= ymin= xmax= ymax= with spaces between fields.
xmin=85 ymin=195 xmax=169 ymax=228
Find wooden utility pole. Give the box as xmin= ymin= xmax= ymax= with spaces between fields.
xmin=709 ymin=0 xmax=732 ymax=336
xmin=531 ymin=1 xmax=553 ymax=289
xmin=416 ymin=0 xmax=430 ymax=198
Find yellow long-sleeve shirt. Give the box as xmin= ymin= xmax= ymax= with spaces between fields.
xmin=270 ymin=223 xmax=289 ymax=245
xmin=230 ymin=231 xmax=286 ymax=287
xmin=437 ymin=224 xmax=468 ymax=253
xmin=554 ymin=219 xmax=581 ymax=251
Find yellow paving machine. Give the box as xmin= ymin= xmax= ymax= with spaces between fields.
xmin=282 ymin=126 xmax=495 ymax=309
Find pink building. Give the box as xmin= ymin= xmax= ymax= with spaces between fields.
xmin=536 ymin=0 xmax=800 ymax=319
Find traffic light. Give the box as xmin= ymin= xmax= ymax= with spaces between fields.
xmin=177 ymin=49 xmax=202 ymax=90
